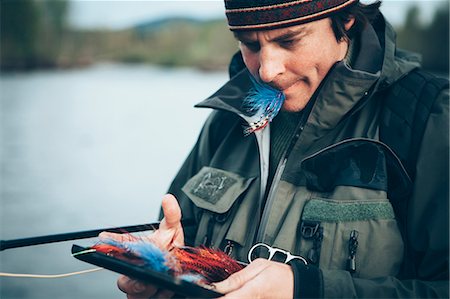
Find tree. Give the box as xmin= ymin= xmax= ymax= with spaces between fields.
xmin=397 ymin=3 xmax=449 ymax=74
xmin=1 ymin=0 xmax=42 ymax=69
xmin=0 ymin=0 xmax=69 ymax=70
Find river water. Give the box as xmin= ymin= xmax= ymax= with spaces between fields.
xmin=0 ymin=63 xmax=228 ymax=299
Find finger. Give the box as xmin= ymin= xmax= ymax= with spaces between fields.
xmin=219 ymin=280 xmax=261 ymax=299
xmin=221 ymin=262 xmax=294 ymax=299
xmin=117 ymin=276 xmax=157 ymax=297
xmin=160 ymin=194 xmax=182 ymax=229
xmin=99 ymin=232 xmax=136 ymax=242
xmin=213 ymin=259 xmax=270 ymax=294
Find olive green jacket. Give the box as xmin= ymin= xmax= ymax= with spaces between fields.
xmin=167 ymin=15 xmax=449 ymax=298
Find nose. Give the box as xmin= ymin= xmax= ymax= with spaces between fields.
xmin=258 ymin=48 xmax=284 ymax=84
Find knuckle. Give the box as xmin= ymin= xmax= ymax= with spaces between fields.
xmin=117 ymin=276 xmax=131 ymax=293
xmin=228 ymin=272 xmax=245 ymax=287
xmin=252 ymin=258 xmax=269 ymax=266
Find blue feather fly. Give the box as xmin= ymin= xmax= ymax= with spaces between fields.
xmin=101 ymin=238 xmax=170 ymax=272
xmin=242 ymin=76 xmax=285 ymax=135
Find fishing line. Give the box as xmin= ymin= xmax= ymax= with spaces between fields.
xmin=0 ymin=267 xmax=103 ymax=278
xmin=0 ymin=220 xmax=195 ymax=280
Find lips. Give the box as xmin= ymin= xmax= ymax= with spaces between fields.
xmin=264 ymin=77 xmax=305 ymax=94
xmin=282 ymin=79 xmax=303 ymax=94
xmin=268 ymin=81 xmax=294 ymax=92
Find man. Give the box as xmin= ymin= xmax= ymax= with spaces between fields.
xmin=108 ymin=0 xmax=449 ymax=297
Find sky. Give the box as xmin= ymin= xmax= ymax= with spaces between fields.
xmin=68 ymin=0 xmax=447 ymax=30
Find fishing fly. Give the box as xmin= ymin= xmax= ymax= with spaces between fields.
xmin=242 ymin=76 xmax=286 ymax=135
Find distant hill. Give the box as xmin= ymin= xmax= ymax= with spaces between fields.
xmin=62 ymin=16 xmax=240 ymax=70
xmin=134 ymin=16 xmax=204 ymax=33
xmin=112 ymin=17 xmax=239 ymax=70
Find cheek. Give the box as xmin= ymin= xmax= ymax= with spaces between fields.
xmin=241 ymin=49 xmax=260 ymax=77
xmin=291 ymin=49 xmax=336 ymax=77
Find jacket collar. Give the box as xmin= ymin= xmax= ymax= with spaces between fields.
xmin=195 ymin=68 xmax=252 ymax=115
xmin=305 ymin=21 xmax=383 ymax=136
xmin=377 ymin=15 xmax=420 ymax=87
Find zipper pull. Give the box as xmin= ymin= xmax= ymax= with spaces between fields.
xmin=307 ymin=226 xmax=323 ymax=264
xmin=347 ymin=230 xmax=359 ymax=273
xmin=300 ymin=221 xmax=320 ymax=239
xmin=224 ymin=240 xmax=235 ymax=256
xmin=300 ymin=221 xmax=323 ymax=265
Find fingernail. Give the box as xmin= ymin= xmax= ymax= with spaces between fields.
xmin=133 ymin=281 xmax=146 ymax=292
xmin=211 ymin=283 xmax=222 ymax=292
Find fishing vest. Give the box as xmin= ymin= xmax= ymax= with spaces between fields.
xmin=379 ymin=68 xmax=449 ymax=278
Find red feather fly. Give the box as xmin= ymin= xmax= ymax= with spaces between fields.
xmin=91 ymin=238 xmax=244 ymax=285
xmin=172 ymin=246 xmax=244 ymax=283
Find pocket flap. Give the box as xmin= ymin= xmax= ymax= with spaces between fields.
xmin=301 ymin=139 xmax=411 ymax=197
xmin=182 ymin=166 xmax=256 ymax=213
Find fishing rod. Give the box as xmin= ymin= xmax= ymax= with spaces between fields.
xmin=0 ymin=219 xmax=194 ymax=251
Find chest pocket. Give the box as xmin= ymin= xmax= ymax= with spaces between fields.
xmin=182 ymin=166 xmax=257 ymax=253
xmin=296 ymin=139 xmax=409 ymax=278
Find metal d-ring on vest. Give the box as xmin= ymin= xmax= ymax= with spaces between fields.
xmin=248 ymin=243 xmax=308 ymax=265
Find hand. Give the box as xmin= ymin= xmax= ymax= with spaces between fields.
xmin=99 ymin=194 xmax=185 ymax=298
xmin=116 ymin=276 xmax=174 ymax=299
xmin=213 ymin=259 xmax=294 ymax=299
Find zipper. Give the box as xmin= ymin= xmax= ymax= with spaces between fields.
xmin=347 ymin=230 xmax=359 ymax=273
xmin=255 ymin=100 xmax=313 ymax=243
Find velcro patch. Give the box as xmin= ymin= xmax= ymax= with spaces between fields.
xmin=190 ymin=170 xmax=237 ymax=204
xmin=303 ymin=199 xmax=395 ymax=222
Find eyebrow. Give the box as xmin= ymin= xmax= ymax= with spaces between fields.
xmin=233 ymin=32 xmax=253 ymax=43
xmin=234 ymin=27 xmax=307 ymax=43
xmin=271 ymin=28 xmax=306 ymax=42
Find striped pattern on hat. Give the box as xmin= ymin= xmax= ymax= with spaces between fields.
xmin=225 ymin=0 xmax=358 ymax=31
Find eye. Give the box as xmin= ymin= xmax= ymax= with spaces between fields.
xmin=242 ymin=41 xmax=260 ymax=52
xmin=279 ymin=39 xmax=297 ymax=48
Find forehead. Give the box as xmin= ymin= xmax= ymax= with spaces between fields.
xmin=233 ymin=18 xmax=330 ymax=41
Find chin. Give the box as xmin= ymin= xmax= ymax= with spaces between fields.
xmin=281 ymin=104 xmax=304 ymax=113
xmin=282 ymin=97 xmax=309 ymax=112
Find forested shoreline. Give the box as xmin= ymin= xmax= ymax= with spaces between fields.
xmin=1 ymin=0 xmax=448 ymax=73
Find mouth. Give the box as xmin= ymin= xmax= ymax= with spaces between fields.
xmin=282 ymin=79 xmax=302 ymax=95
xmin=264 ymin=77 xmax=306 ymax=95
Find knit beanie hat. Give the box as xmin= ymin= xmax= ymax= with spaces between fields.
xmin=225 ymin=0 xmax=358 ymax=31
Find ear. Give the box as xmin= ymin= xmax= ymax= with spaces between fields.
xmin=344 ymin=16 xmax=356 ymax=31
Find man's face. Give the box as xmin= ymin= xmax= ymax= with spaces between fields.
xmin=236 ymin=18 xmax=350 ymax=112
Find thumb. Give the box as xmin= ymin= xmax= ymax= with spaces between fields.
xmin=159 ymin=194 xmax=182 ymax=229
xmin=150 ymin=194 xmax=184 ymax=249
